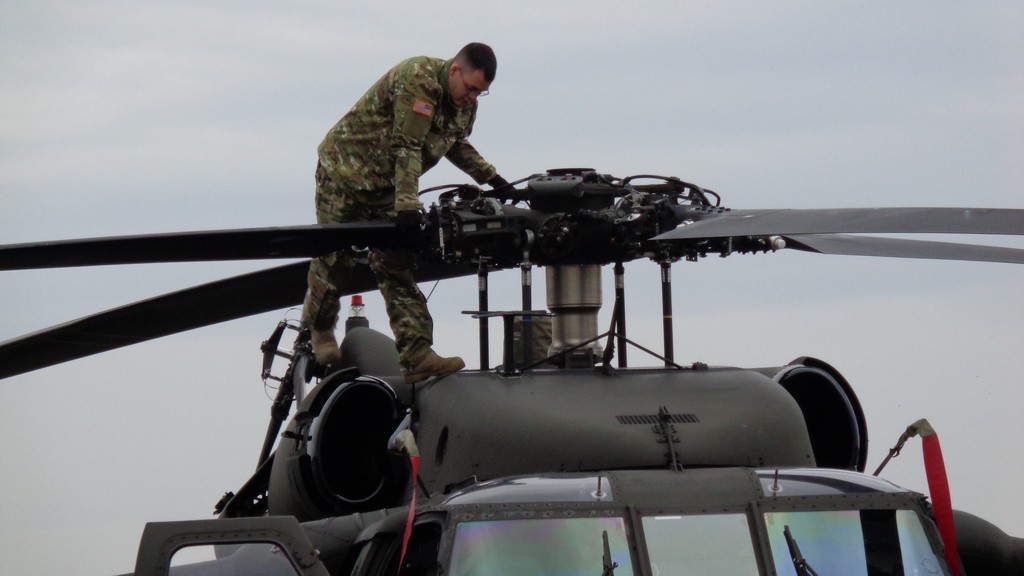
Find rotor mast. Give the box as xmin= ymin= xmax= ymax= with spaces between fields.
xmin=546 ymin=264 xmax=604 ymax=366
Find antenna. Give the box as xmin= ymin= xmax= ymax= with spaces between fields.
xmin=769 ymin=469 xmax=782 ymax=495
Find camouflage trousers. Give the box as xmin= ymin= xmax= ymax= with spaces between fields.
xmin=305 ymin=162 xmax=433 ymax=368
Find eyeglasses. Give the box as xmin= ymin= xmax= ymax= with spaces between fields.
xmin=458 ymin=69 xmax=490 ymax=97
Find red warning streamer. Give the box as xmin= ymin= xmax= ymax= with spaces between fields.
xmin=398 ymin=455 xmax=420 ymax=573
xmin=919 ymin=421 xmax=961 ymax=576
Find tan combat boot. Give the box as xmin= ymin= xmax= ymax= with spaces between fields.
xmin=403 ymin=351 xmax=465 ymax=384
xmin=310 ymin=329 xmax=341 ymax=365
xmin=301 ymin=289 xmax=342 ymax=365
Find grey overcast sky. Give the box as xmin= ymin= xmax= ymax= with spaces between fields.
xmin=1 ymin=1 xmax=1022 ymax=574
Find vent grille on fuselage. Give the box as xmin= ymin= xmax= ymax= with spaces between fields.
xmin=616 ymin=413 xmax=700 ymax=425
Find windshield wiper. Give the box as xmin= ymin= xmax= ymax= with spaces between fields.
xmin=601 ymin=530 xmax=618 ymax=576
xmin=784 ymin=525 xmax=821 ymax=576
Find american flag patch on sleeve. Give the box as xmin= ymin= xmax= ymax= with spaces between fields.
xmin=412 ymin=99 xmax=434 ymax=116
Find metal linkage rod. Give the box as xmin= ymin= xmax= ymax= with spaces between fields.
xmin=614 ymin=262 xmax=628 ymax=368
xmin=660 ymin=261 xmax=674 ymax=365
xmin=477 ymin=265 xmax=489 ymax=369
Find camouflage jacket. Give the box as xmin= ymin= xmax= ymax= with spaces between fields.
xmin=317 ymin=56 xmax=498 ymax=211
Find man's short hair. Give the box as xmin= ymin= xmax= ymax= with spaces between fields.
xmin=455 ymin=42 xmax=497 ymax=82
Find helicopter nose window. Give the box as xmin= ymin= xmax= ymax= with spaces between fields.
xmin=448 ymin=516 xmax=633 ymax=576
xmin=641 ymin=514 xmax=758 ymax=576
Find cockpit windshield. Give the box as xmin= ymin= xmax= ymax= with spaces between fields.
xmin=445 ymin=506 xmax=944 ymax=576
xmin=447 ymin=516 xmax=633 ymax=576
xmin=764 ymin=509 xmax=944 ymax=576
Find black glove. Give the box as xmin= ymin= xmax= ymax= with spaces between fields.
xmin=487 ymin=175 xmax=514 ymax=200
xmin=487 ymin=175 xmax=510 ymax=189
xmin=395 ymin=209 xmax=424 ymax=234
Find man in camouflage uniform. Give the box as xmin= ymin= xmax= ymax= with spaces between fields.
xmin=304 ymin=42 xmax=510 ymax=383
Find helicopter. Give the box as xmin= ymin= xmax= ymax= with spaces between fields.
xmin=1 ymin=169 xmax=1022 ymax=575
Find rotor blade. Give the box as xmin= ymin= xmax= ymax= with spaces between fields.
xmin=0 ymin=262 xmax=310 ymax=380
xmin=655 ymin=208 xmax=1024 ymax=240
xmin=0 ymin=222 xmax=404 ymax=271
xmin=783 ymin=234 xmax=1024 ymax=264
xmin=0 ymin=260 xmax=477 ymax=380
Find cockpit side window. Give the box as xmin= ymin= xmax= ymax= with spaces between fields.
xmin=401 ymin=524 xmax=442 ymax=576
xmin=352 ymin=523 xmax=442 ymax=576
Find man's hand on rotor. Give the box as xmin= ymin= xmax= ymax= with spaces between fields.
xmin=487 ymin=175 xmax=515 ymax=201
xmin=395 ymin=209 xmax=425 ymax=234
